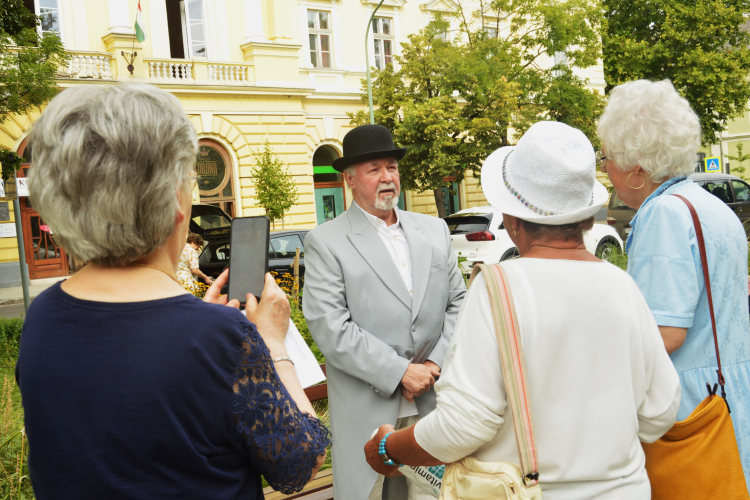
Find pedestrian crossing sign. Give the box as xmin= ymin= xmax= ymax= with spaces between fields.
xmin=705 ymin=156 xmax=722 ymax=173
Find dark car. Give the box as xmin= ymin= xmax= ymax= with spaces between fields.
xmin=607 ymin=173 xmax=750 ymax=241
xmin=191 ymin=204 xmax=309 ymax=280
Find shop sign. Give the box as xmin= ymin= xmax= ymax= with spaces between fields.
xmin=16 ymin=177 xmax=29 ymax=197
xmin=195 ymin=146 xmax=229 ymax=196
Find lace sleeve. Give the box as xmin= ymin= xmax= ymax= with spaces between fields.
xmin=233 ymin=324 xmax=331 ymax=494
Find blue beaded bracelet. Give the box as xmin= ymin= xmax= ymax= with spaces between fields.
xmin=378 ymin=431 xmax=403 ymax=467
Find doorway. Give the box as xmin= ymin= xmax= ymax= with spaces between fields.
xmin=196 ymin=139 xmax=236 ymax=218
xmin=17 ymin=140 xmax=70 ymax=279
xmin=313 ymin=145 xmax=346 ymax=225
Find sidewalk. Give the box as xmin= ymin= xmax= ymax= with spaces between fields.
xmin=0 ymin=277 xmax=66 ymax=305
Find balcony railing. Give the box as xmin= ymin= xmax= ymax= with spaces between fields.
xmin=57 ymin=51 xmax=114 ymax=80
xmin=145 ymin=58 xmax=251 ymax=85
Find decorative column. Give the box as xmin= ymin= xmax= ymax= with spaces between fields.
xmin=106 ymin=0 xmax=133 ymax=35
xmin=243 ymin=0 xmax=268 ymax=43
xmin=102 ymin=0 xmax=145 ymax=79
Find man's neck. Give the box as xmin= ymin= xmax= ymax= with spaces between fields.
xmin=354 ymin=199 xmax=398 ymax=227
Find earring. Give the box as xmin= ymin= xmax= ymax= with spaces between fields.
xmin=513 ymin=229 xmax=519 ymax=236
xmin=627 ymin=171 xmax=646 ymax=190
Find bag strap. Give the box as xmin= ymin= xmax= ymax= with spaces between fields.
xmin=469 ymin=263 xmax=539 ymax=486
xmin=670 ymin=194 xmax=727 ymax=405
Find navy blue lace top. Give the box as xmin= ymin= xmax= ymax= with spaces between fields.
xmin=16 ymin=283 xmax=330 ymax=500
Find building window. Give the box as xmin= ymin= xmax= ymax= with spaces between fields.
xmin=484 ymin=26 xmax=497 ymax=39
xmin=308 ymin=10 xmax=332 ymax=68
xmin=165 ymin=0 xmax=208 ymax=59
xmin=183 ymin=0 xmax=207 ymax=57
xmin=23 ymin=0 xmax=63 ymax=40
xmin=372 ymin=17 xmax=393 ymax=70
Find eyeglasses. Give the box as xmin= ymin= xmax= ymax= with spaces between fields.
xmin=595 ymin=151 xmax=608 ymax=170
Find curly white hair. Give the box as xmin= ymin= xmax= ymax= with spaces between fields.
xmin=597 ymin=79 xmax=701 ymax=182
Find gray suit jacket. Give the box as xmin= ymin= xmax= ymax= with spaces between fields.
xmin=303 ymin=205 xmax=466 ymax=500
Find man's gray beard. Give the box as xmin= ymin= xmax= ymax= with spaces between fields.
xmin=374 ymin=185 xmax=400 ymax=211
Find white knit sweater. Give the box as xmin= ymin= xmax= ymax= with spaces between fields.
xmin=414 ymin=258 xmax=681 ymax=500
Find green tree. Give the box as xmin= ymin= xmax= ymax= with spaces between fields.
xmin=351 ymin=0 xmax=605 ymax=217
xmin=728 ymin=143 xmax=750 ymax=179
xmin=0 ymin=0 xmax=68 ymax=121
xmin=602 ymin=0 xmax=750 ymax=145
xmin=251 ymin=141 xmax=299 ymax=229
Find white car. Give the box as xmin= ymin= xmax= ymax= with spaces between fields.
xmin=444 ymin=206 xmax=624 ymax=277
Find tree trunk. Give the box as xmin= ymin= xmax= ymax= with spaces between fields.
xmin=434 ymin=188 xmax=447 ymax=218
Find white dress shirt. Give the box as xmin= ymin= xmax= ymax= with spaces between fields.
xmin=414 ymin=259 xmax=681 ymax=499
xmin=354 ymin=201 xmax=419 ymax=418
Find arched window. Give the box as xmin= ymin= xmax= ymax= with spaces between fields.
xmin=313 ymin=145 xmax=345 ymax=225
xmin=195 ymin=139 xmax=236 ymax=217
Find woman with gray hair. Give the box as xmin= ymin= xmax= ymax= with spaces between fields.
xmin=15 ymin=83 xmax=330 ymax=499
xmin=598 ymin=79 xmax=750 ymax=482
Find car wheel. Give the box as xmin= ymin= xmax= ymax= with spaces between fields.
xmin=595 ymin=237 xmax=620 ymax=260
xmin=500 ymin=247 xmax=520 ymax=261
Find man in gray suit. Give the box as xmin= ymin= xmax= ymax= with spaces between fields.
xmin=303 ymin=124 xmax=466 ymax=500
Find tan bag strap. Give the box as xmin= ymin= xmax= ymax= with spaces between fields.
xmin=469 ymin=263 xmax=539 ymax=486
xmin=670 ymin=194 xmax=728 ymax=407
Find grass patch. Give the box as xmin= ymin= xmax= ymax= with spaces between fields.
xmin=603 ymin=245 xmax=628 ymax=270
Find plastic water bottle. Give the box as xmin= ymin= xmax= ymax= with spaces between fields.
xmin=371 ymin=429 xmax=444 ymax=498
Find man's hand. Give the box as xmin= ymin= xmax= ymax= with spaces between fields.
xmin=400 ymin=363 xmax=440 ymax=398
xmin=401 ymin=361 xmax=440 ymax=402
xmin=203 ymin=269 xmax=240 ymax=308
xmin=364 ymin=424 xmax=403 ymax=477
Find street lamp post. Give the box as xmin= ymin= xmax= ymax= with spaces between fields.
xmin=365 ymin=0 xmax=387 ymax=124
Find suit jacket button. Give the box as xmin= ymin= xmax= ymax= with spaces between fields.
xmin=411 ymin=325 xmax=416 ymax=332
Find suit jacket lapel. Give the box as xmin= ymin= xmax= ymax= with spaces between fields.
xmin=347 ymin=206 xmax=412 ymax=310
xmin=401 ymin=212 xmax=432 ymax=320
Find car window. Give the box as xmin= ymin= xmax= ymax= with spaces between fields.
xmin=700 ymin=181 xmax=734 ymax=204
xmin=191 ymin=214 xmax=231 ymax=230
xmin=609 ymin=192 xmax=628 ymax=209
xmin=444 ymin=215 xmax=492 ymax=234
xmin=732 ymin=180 xmax=750 ymax=202
xmin=199 ymin=242 xmax=230 ymax=264
xmin=269 ymin=234 xmax=304 ymax=259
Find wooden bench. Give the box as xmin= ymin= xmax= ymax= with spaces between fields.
xmin=263 ymin=364 xmax=333 ymax=500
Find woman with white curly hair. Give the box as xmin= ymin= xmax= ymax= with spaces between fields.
xmin=598 ymin=79 xmax=750 ymax=481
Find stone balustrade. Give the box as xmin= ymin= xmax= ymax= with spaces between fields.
xmin=208 ymin=63 xmax=250 ymax=84
xmin=58 ymin=52 xmax=114 ymax=80
xmin=145 ymin=59 xmax=252 ymax=85
xmin=147 ymin=60 xmax=194 ymax=82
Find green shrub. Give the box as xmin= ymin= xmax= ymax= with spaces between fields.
xmin=0 ymin=317 xmax=23 ymax=363
xmin=290 ymin=298 xmax=325 ymax=364
xmin=603 ymin=245 xmax=629 ymax=271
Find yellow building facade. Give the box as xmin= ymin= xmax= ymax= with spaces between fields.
xmin=0 ymin=0 xmax=605 ymax=285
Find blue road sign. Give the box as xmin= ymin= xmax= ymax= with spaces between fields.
xmin=705 ymin=156 xmax=721 ymax=173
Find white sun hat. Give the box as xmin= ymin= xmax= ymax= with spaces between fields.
xmin=481 ymin=121 xmax=609 ymax=225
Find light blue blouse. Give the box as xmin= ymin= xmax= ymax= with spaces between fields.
xmin=626 ymin=177 xmax=750 ymax=483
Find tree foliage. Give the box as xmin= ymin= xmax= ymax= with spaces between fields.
xmin=251 ymin=141 xmax=299 ymax=229
xmin=0 ymin=0 xmax=68 ymax=120
xmin=728 ymin=143 xmax=750 ymax=179
xmin=602 ymin=0 xmax=750 ymax=145
xmin=351 ymin=0 xmax=604 ymax=217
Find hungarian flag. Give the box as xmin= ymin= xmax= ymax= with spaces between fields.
xmin=134 ymin=1 xmax=146 ymax=42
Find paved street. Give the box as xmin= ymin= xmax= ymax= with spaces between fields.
xmin=0 ymin=302 xmax=25 ymax=319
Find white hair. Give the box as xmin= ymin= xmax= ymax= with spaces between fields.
xmin=597 ymin=79 xmax=701 ymax=182
xmin=28 ymin=83 xmax=197 ymax=266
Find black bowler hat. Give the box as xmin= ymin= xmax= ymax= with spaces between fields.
xmin=332 ymin=124 xmax=407 ymax=172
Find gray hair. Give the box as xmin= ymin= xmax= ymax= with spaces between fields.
xmin=597 ymin=79 xmax=701 ymax=182
xmin=28 ymin=83 xmax=197 ymax=266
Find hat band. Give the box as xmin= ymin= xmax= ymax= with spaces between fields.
xmin=502 ymin=151 xmax=594 ymax=217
